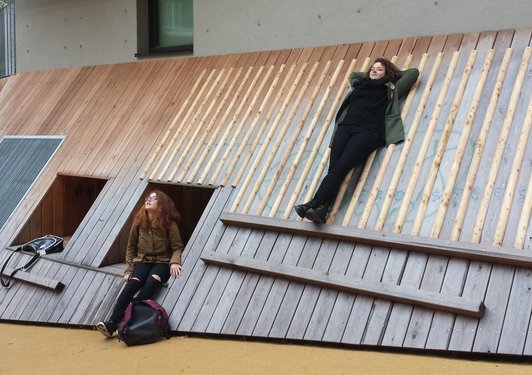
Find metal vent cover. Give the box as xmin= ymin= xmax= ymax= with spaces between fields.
xmin=0 ymin=136 xmax=63 ymax=229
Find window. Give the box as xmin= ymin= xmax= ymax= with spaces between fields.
xmin=0 ymin=136 xmax=63 ymax=230
xmin=0 ymin=0 xmax=15 ymax=77
xmin=138 ymin=0 xmax=193 ymax=56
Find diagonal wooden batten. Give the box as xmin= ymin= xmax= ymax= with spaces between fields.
xmin=193 ymin=66 xmax=254 ymax=185
xmin=266 ymin=61 xmax=335 ymax=217
xmin=251 ymin=61 xmax=321 ymax=215
xmin=412 ymin=50 xmax=477 ymax=235
xmin=268 ymin=61 xmax=338 ymax=217
xmin=515 ymin=172 xmax=532 ymax=249
xmin=393 ymin=51 xmax=459 ymax=233
xmin=227 ymin=64 xmax=290 ymax=188
xmin=180 ymin=67 xmax=244 ymax=182
xmin=201 ymin=65 xmax=266 ymax=186
xmin=169 ymin=67 xmax=234 ymax=182
xmin=201 ymin=252 xmax=485 ymax=318
xmin=219 ymin=64 xmax=286 ymax=187
xmin=354 ymin=54 xmax=418 ymax=228
xmin=141 ymin=69 xmax=207 ymax=179
xmin=376 ymin=52 xmax=443 ymax=231
xmin=430 ymin=49 xmax=494 ymax=238
xmin=451 ymin=48 xmax=513 ymax=240
xmin=154 ymin=69 xmax=218 ymax=181
xmin=190 ymin=66 xmax=254 ymax=184
xmin=248 ymin=61 xmax=320 ymax=215
xmin=493 ymin=96 xmax=532 ymax=246
xmin=207 ymin=65 xmax=274 ymax=185
xmin=230 ymin=63 xmax=308 ymax=213
xmin=471 ymin=47 xmax=531 ymax=243
xmin=208 ymin=64 xmax=276 ymax=185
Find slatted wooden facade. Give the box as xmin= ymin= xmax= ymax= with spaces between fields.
xmin=0 ymin=29 xmax=531 ymax=357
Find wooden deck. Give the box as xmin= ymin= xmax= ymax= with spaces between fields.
xmin=0 ymin=29 xmax=531 ymax=357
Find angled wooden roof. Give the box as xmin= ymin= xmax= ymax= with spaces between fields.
xmin=0 ymin=29 xmax=531 ymax=357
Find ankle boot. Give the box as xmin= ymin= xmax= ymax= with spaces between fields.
xmin=294 ymin=199 xmax=319 ymax=218
xmin=304 ymin=202 xmax=331 ymax=224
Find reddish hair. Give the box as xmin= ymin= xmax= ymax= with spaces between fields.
xmin=133 ymin=190 xmax=181 ymax=230
xmin=366 ymin=57 xmax=401 ymax=81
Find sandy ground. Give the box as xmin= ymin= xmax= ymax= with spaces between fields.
xmin=0 ymin=323 xmax=530 ymax=375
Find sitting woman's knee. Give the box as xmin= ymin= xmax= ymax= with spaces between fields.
xmin=151 ymin=274 xmax=162 ymax=282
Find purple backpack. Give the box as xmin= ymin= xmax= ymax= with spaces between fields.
xmin=117 ymin=299 xmax=171 ymax=346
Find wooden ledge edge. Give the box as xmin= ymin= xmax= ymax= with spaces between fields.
xmin=1 ymin=266 xmax=64 ymax=292
xmin=202 ymin=252 xmax=485 ymax=318
xmin=220 ymin=212 xmax=532 ymax=269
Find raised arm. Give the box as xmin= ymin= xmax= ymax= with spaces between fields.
xmin=394 ymin=68 xmax=420 ymax=98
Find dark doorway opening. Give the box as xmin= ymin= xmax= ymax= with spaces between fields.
xmin=101 ymin=183 xmax=214 ymax=267
xmin=12 ymin=174 xmax=107 ymax=246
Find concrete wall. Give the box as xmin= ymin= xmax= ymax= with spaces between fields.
xmin=16 ymin=0 xmax=137 ymax=72
xmin=15 ymin=0 xmax=532 ymax=72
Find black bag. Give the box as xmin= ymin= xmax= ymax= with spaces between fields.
xmin=0 ymin=234 xmax=63 ymax=288
xmin=117 ymin=299 xmax=171 ymax=346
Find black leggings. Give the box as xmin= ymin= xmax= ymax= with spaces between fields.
xmin=313 ymin=126 xmax=382 ymax=204
xmin=109 ymin=262 xmax=170 ymax=323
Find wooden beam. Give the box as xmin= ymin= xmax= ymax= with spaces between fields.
xmin=201 ymin=252 xmax=485 ymax=318
xmin=220 ymin=212 xmax=532 ymax=268
xmin=1 ymin=266 xmax=64 ymax=291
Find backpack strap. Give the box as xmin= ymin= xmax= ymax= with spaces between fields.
xmin=0 ymin=246 xmax=41 ymax=288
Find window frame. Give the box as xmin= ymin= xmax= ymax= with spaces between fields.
xmin=138 ymin=0 xmax=193 ymax=56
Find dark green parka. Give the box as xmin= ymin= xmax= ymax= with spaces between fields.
xmin=332 ymin=68 xmax=420 ymax=146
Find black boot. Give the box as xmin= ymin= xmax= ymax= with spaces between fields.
xmin=304 ymin=202 xmax=331 ymax=224
xmin=294 ymin=199 xmax=319 ymax=218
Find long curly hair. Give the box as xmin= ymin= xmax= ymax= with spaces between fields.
xmin=366 ymin=58 xmax=401 ymax=81
xmin=133 ymin=190 xmax=181 ymax=230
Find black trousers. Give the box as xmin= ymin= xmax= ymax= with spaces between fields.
xmin=109 ymin=262 xmax=170 ymax=324
xmin=312 ymin=126 xmax=382 ymax=204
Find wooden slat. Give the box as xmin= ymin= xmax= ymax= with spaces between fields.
xmin=201 ymin=253 xmax=485 ymax=318
xmin=430 ymin=49 xmax=495 ymax=238
xmin=393 ymin=51 xmax=460 ymax=233
xmin=412 ymin=50 xmax=477 ymax=235
xmin=471 ymin=47 xmax=531 ymax=243
xmin=375 ymin=52 xmax=444 ymax=230
xmin=220 ymin=212 xmax=532 ymax=268
xmin=493 ymin=97 xmax=532 ymax=245
xmin=248 ymin=61 xmax=320 ymax=215
xmin=0 ymin=266 xmax=64 ymax=291
xmin=515 ymin=172 xmax=532 ymax=249
xmin=230 ymin=63 xmax=307 ymax=212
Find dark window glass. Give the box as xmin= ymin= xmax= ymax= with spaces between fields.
xmin=149 ymin=0 xmax=193 ymax=53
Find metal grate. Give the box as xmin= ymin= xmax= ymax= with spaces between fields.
xmin=0 ymin=136 xmax=63 ymax=229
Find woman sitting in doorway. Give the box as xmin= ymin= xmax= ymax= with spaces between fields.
xmin=97 ymin=190 xmax=184 ymax=337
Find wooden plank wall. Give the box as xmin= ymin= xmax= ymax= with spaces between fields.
xmin=144 ymin=30 xmax=531 ymax=252
xmin=150 ymin=30 xmax=531 ymax=356
xmin=0 ymin=29 xmax=531 ymax=357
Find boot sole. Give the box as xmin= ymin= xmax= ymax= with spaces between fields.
xmin=304 ymin=210 xmax=326 ymax=224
